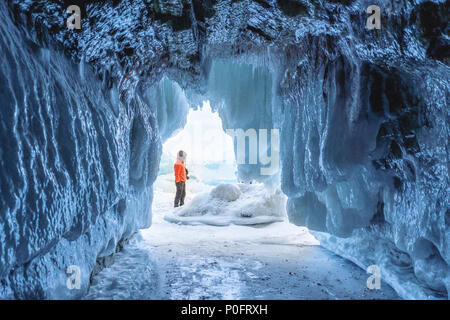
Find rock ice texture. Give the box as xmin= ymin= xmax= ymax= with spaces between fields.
xmin=0 ymin=1 xmax=163 ymax=298
xmin=1 ymin=0 xmax=449 ymax=298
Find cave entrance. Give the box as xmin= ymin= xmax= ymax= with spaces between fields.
xmin=151 ymin=88 xmax=289 ymax=228
xmin=153 ymin=100 xmax=238 ymax=206
xmin=150 ymin=60 xmax=291 ymax=226
xmin=89 ymin=60 xmax=401 ymax=300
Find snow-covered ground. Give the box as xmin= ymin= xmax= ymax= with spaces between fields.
xmin=165 ymin=182 xmax=286 ymax=226
xmin=85 ymin=174 xmax=399 ymax=299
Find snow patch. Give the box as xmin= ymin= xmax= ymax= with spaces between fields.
xmin=211 ymin=183 xmax=241 ymax=201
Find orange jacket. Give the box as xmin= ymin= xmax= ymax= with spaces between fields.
xmin=174 ymin=160 xmax=186 ymax=182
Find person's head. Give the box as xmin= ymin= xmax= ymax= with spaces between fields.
xmin=177 ymin=150 xmax=187 ymax=162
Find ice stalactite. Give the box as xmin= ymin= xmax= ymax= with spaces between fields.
xmin=203 ymin=44 xmax=448 ymax=298
xmin=143 ymin=77 xmax=190 ymax=142
xmin=277 ymin=46 xmax=449 ymax=299
xmin=207 ymin=60 xmax=280 ymax=183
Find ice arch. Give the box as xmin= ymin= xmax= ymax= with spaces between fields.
xmin=0 ymin=0 xmax=448 ymax=299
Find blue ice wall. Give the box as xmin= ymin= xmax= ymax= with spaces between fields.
xmin=205 ymin=52 xmax=449 ymax=298
xmin=207 ymin=60 xmax=279 ymax=183
xmin=143 ymin=76 xmax=190 ymax=142
xmin=201 ymin=0 xmax=450 ymax=298
xmin=276 ymin=46 xmax=449 ymax=298
xmin=0 ymin=2 xmax=161 ymax=298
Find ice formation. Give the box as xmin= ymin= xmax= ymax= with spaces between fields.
xmin=164 ymin=183 xmax=286 ymax=226
xmin=0 ymin=0 xmax=448 ymax=299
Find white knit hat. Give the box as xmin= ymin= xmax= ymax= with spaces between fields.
xmin=177 ymin=150 xmax=187 ymax=162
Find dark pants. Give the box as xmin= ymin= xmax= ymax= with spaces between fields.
xmin=174 ymin=181 xmax=186 ymax=207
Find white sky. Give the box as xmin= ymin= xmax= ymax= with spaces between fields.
xmin=163 ymin=101 xmax=236 ymax=166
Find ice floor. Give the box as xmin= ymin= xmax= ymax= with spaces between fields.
xmin=84 ymin=177 xmax=399 ymax=300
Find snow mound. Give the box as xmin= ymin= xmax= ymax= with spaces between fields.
xmin=164 ymin=183 xmax=286 ymax=226
xmin=210 ymin=183 xmax=241 ymax=201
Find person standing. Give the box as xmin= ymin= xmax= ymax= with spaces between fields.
xmin=174 ymin=150 xmax=188 ymax=207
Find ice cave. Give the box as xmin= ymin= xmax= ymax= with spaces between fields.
xmin=0 ymin=0 xmax=448 ymax=300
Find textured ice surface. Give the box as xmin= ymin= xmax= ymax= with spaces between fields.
xmin=278 ymin=55 xmax=450 ymax=299
xmin=165 ymin=183 xmax=286 ymax=226
xmin=2 ymin=0 xmax=449 ymax=299
xmin=143 ymin=77 xmax=189 ymax=141
xmin=0 ymin=2 xmax=163 ymax=298
xmin=207 ymin=60 xmax=279 ymax=183
xmin=313 ymin=229 xmax=448 ymax=299
xmin=205 ymin=55 xmax=449 ymax=298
